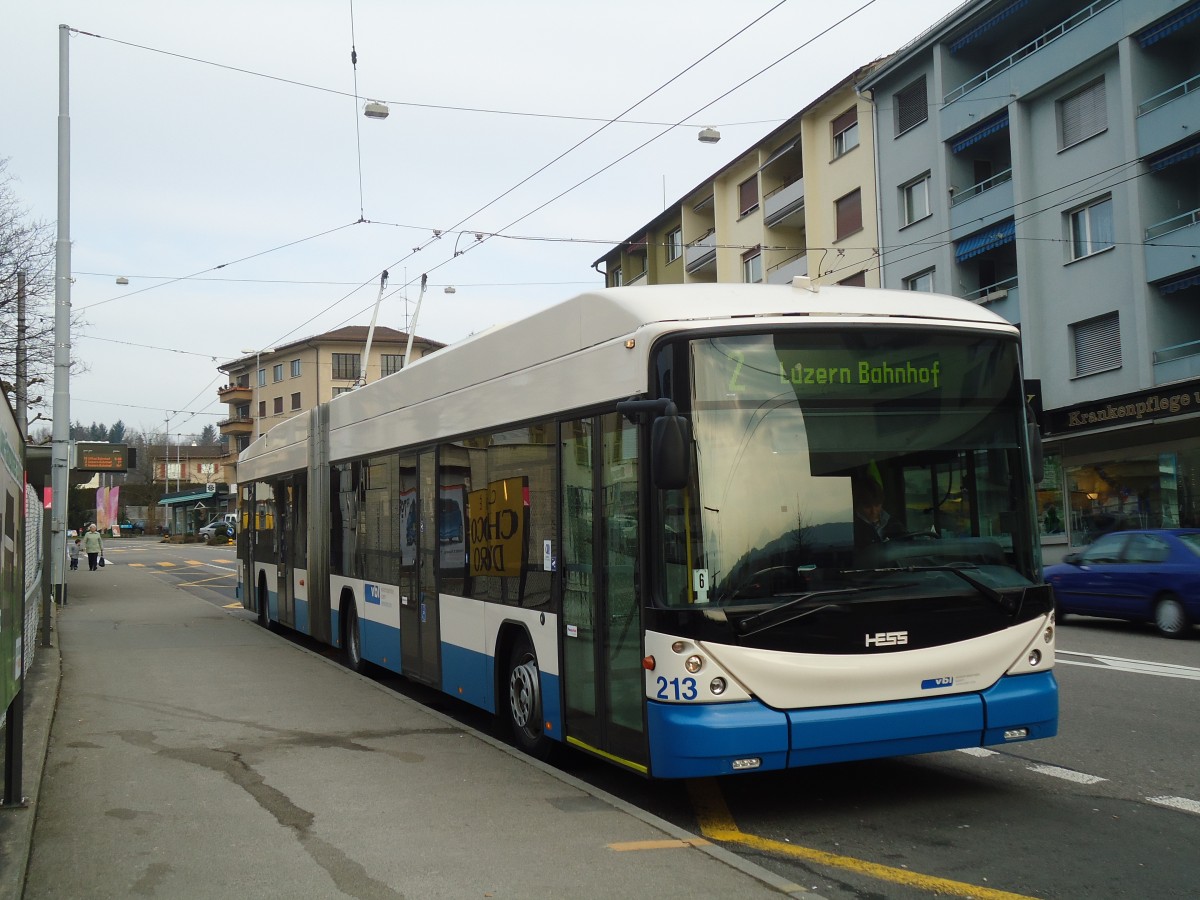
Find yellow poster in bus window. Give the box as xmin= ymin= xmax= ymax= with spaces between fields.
xmin=467 ymin=477 xmax=526 ymax=578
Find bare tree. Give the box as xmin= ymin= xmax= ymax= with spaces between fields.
xmin=0 ymin=158 xmax=85 ymax=423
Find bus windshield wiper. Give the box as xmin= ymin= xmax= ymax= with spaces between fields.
xmin=733 ymin=588 xmax=862 ymax=637
xmin=860 ymin=564 xmax=1015 ymax=614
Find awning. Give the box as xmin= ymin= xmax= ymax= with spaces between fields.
xmin=159 ymin=490 xmax=217 ymax=506
xmin=955 ymin=219 xmax=1016 ymax=261
xmin=1148 ymin=139 xmax=1200 ymax=171
xmin=949 ymin=0 xmax=1031 ymax=54
xmin=761 ymin=136 xmax=800 ymax=170
xmin=1158 ymin=270 xmax=1200 ymax=295
xmin=1137 ymin=0 xmax=1200 ymax=48
xmin=950 ymin=113 xmax=1009 ymax=153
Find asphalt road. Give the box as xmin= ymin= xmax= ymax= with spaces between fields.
xmin=111 ymin=536 xmax=1200 ymax=899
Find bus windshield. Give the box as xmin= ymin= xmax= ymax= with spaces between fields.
xmin=656 ymin=329 xmax=1038 ymax=609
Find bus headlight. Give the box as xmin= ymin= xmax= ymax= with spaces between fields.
xmin=1028 ymin=649 xmax=1042 ymax=667
xmin=710 ymin=677 xmax=727 ymax=695
xmin=684 ymin=654 xmax=704 ymax=673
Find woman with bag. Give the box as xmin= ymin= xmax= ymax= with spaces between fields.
xmin=82 ymin=524 xmax=104 ymax=571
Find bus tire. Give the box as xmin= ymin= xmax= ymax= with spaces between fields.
xmin=343 ymin=600 xmax=365 ymax=672
xmin=504 ymin=634 xmax=554 ymax=761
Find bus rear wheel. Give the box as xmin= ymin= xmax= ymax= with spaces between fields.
xmin=505 ymin=635 xmax=553 ymax=761
xmin=343 ymin=601 xmax=365 ymax=672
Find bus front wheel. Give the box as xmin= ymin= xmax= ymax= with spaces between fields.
xmin=505 ymin=635 xmax=554 ymax=761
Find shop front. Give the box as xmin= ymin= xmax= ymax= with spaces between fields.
xmin=1038 ymin=379 xmax=1200 ymax=564
xmin=158 ymin=484 xmax=232 ymax=541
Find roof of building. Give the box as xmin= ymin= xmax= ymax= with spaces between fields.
xmin=220 ymin=326 xmax=445 ymax=370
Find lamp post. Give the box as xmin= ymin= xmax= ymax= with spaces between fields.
xmin=50 ymin=24 xmax=72 ymax=606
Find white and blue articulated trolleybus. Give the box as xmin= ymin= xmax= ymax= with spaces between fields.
xmin=236 ymin=281 xmax=1058 ymax=778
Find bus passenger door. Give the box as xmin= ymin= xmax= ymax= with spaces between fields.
xmin=560 ymin=414 xmax=647 ymax=771
xmin=274 ymin=479 xmax=295 ymax=627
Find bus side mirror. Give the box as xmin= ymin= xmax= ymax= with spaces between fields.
xmin=652 ymin=414 xmax=692 ymax=490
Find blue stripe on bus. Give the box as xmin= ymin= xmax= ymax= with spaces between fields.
xmin=646 ymin=671 xmax=1059 ymax=779
xmin=294 ymin=597 xmax=309 ymax=634
xmin=981 ymin=669 xmax=1058 ymax=743
xmin=360 ymin=618 xmax=403 ymax=674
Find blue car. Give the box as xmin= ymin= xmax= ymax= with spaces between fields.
xmin=1044 ymin=529 xmax=1200 ymax=638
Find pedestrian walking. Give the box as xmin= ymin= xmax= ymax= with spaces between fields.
xmin=69 ymin=538 xmax=81 ymax=570
xmin=82 ymin=524 xmax=104 ymax=571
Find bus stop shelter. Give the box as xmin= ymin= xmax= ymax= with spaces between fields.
xmin=158 ymin=485 xmax=230 ymax=538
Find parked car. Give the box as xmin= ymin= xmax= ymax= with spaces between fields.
xmin=199 ymin=513 xmax=238 ymax=540
xmin=119 ymin=520 xmax=146 ymax=535
xmin=1044 ymin=529 xmax=1200 ymax=637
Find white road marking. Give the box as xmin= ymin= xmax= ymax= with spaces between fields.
xmin=1056 ymin=650 xmax=1200 ymax=681
xmin=1147 ymin=796 xmax=1200 ymax=816
xmin=957 ymin=748 xmax=997 ymax=758
xmin=1026 ymin=764 xmax=1107 ymax=785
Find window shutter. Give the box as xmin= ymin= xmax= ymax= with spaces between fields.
xmin=835 ymin=189 xmax=863 ymax=240
xmin=1060 ymin=80 xmax=1106 ymax=147
xmin=831 ymin=107 xmax=857 ymax=135
xmin=895 ymin=76 xmax=928 ymax=134
xmin=739 ymin=177 xmax=759 ymax=215
xmin=1073 ymin=313 xmax=1121 ymax=376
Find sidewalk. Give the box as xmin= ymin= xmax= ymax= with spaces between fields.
xmin=2 ymin=557 xmax=803 ymax=898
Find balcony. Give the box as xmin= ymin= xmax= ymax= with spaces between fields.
xmin=1137 ymin=74 xmax=1200 ymax=159
xmin=218 ymin=416 xmax=254 ymax=437
xmin=1144 ymin=208 xmax=1200 ymax=282
xmin=949 ymin=170 xmax=1014 ymax=240
xmin=217 ymin=383 xmax=253 ymax=404
xmin=766 ymin=252 xmax=808 ymax=285
xmin=1153 ymin=339 xmax=1200 ymax=385
xmin=939 ymin=0 xmax=1120 ymax=139
xmin=685 ymin=232 xmax=717 ymax=276
xmin=764 ymin=178 xmax=805 ymax=228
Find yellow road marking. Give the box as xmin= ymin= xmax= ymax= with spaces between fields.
xmin=686 ymin=779 xmax=1039 ymax=900
xmin=156 ymin=562 xmax=176 ymax=568
xmin=222 ymin=602 xmax=243 ymax=609
xmin=185 ymin=560 xmax=204 ymax=565
xmin=607 ymin=838 xmax=711 ymax=851
xmin=177 ymin=574 xmax=236 ymax=587
xmin=128 ymin=563 xmax=146 ymax=568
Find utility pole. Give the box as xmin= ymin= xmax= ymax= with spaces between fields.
xmin=50 ymin=23 xmax=72 ymax=608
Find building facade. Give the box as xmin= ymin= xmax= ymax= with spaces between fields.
xmin=216 ymin=325 xmax=443 ymax=483
xmin=594 ymin=63 xmax=884 ymax=291
xmin=860 ymin=0 xmax=1200 ymax=559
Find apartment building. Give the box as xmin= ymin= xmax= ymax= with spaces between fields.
xmin=594 ymin=62 xmax=884 ymax=290
xmin=216 ymin=325 xmax=443 ymax=482
xmin=860 ymin=0 xmax=1200 ymax=556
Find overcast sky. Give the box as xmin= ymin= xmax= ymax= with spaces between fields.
xmin=3 ymin=0 xmax=963 ymax=440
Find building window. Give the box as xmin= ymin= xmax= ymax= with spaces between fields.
xmin=838 ymin=271 xmax=867 ymax=287
xmin=236 ymin=435 xmax=250 ymax=452
xmin=258 ymin=400 xmax=266 ymax=418
xmin=738 ymin=176 xmax=759 ymax=216
xmin=904 ymin=269 xmax=935 ymax=292
xmin=831 ymin=107 xmax=859 ymax=158
xmin=666 ymin=227 xmax=683 ymax=263
xmin=835 ymin=188 xmax=863 ymax=241
xmin=257 ymin=368 xmax=266 ymax=388
xmin=273 ymin=396 xmax=284 ymax=415
xmin=611 ymin=266 xmax=623 ymax=287
xmin=381 ymin=354 xmax=404 ymax=377
xmin=895 ymin=75 xmax=928 ymax=135
xmin=272 ymin=363 xmax=283 ymax=382
xmin=1059 ymin=78 xmax=1106 ymax=150
xmin=332 ymin=353 xmax=360 ymax=380
xmin=742 ymin=249 xmax=762 ymax=284
xmin=290 ymin=359 xmax=301 ymax=377
xmin=290 ymin=392 xmax=301 ymax=410
xmin=1068 ymin=196 xmax=1114 ymax=260
xmin=900 ymin=173 xmax=931 ymax=226
xmin=1071 ymin=312 xmax=1121 ymax=377
xmin=332 ymin=386 xmax=353 ymax=396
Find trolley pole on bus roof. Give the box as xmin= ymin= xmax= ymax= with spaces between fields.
xmin=402 ymin=273 xmax=428 ymax=370
xmin=356 ymin=270 xmax=388 ymax=388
